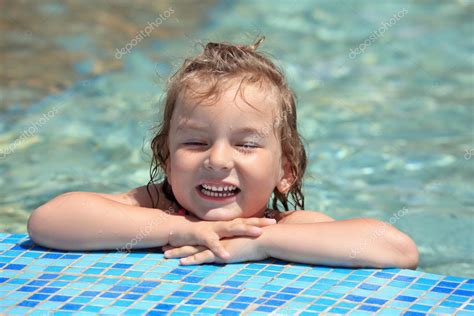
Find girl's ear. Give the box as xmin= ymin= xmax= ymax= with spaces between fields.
xmin=277 ymin=157 xmax=294 ymax=194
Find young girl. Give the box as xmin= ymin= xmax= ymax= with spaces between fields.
xmin=27 ymin=37 xmax=419 ymax=269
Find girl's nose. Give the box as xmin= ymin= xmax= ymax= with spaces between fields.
xmin=204 ymin=141 xmax=234 ymax=170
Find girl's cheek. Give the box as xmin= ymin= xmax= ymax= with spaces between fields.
xmin=174 ymin=155 xmax=201 ymax=171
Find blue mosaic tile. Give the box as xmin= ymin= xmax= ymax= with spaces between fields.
xmin=0 ymin=234 xmax=473 ymax=315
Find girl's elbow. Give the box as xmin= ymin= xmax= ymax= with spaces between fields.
xmin=367 ymin=219 xmax=419 ymax=269
xmin=393 ymin=232 xmax=419 ymax=269
xmin=402 ymin=237 xmax=419 ymax=269
xmin=27 ymin=204 xmax=49 ymax=247
xmin=27 ymin=192 xmax=79 ymax=248
xmin=27 ymin=200 xmax=59 ymax=247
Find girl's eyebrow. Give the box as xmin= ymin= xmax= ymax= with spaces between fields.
xmin=177 ymin=122 xmax=263 ymax=135
xmin=176 ymin=122 xmax=207 ymax=133
xmin=176 ymin=121 xmax=206 ymax=132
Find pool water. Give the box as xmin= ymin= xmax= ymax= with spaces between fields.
xmin=0 ymin=0 xmax=473 ymax=278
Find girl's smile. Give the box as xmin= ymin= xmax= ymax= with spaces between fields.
xmin=196 ymin=181 xmax=241 ymax=200
xmin=196 ymin=185 xmax=240 ymax=201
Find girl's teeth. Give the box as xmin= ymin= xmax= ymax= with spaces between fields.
xmin=202 ymin=184 xmax=237 ymax=192
xmin=200 ymin=188 xmax=237 ymax=198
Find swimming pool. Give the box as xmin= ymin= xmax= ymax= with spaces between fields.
xmin=0 ymin=0 xmax=472 ymax=280
xmin=1 ymin=233 xmax=473 ymax=315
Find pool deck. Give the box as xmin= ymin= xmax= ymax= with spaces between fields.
xmin=0 ymin=233 xmax=472 ymax=315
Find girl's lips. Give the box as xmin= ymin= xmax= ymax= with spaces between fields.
xmin=196 ymin=186 xmax=240 ymax=202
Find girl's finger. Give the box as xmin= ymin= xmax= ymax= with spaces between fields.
xmin=164 ymin=245 xmax=204 ymax=258
xmin=223 ymin=223 xmax=264 ymax=238
xmin=180 ymin=249 xmax=216 ymax=265
xmin=162 ymin=245 xmax=175 ymax=252
xmin=202 ymin=235 xmax=230 ymax=259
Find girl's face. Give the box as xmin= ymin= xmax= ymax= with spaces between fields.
xmin=166 ymin=78 xmax=292 ymax=220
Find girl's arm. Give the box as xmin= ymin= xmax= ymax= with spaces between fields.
xmin=27 ymin=186 xmax=190 ymax=251
xmin=276 ymin=210 xmax=335 ymax=224
xmin=93 ymin=184 xmax=170 ymax=208
xmin=258 ymin=218 xmax=419 ymax=269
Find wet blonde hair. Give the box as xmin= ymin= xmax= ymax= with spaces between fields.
xmin=148 ymin=37 xmax=307 ymax=212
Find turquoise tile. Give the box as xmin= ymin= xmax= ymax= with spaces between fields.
xmin=130 ymin=301 xmax=155 ymax=309
xmin=203 ymin=300 xmax=227 ymax=308
xmin=101 ymin=306 xmax=128 ymax=313
xmin=142 ymin=295 xmax=164 ymax=301
xmin=409 ymin=284 xmax=431 ymax=291
xmin=7 ymin=307 xmax=32 ymax=314
xmin=325 ymin=291 xmax=344 ymax=299
xmin=337 ymin=301 xmax=357 ymax=309
xmin=375 ymin=308 xmax=403 ymax=315
xmin=71 ymin=297 xmax=92 ymax=304
xmin=293 ymin=296 xmax=313 ymax=303
xmin=368 ymin=277 xmax=388 ymax=285
xmin=0 ymin=234 xmax=472 ymax=315
xmin=399 ymin=289 xmax=424 ymax=297
xmin=416 ymin=298 xmax=439 ymax=306
xmin=388 ymin=280 xmax=410 ymax=288
xmin=308 ymin=304 xmax=330 ymax=312
xmin=338 ymin=281 xmax=359 ymax=288
xmin=447 ymin=294 xmax=469 ymax=302
xmin=431 ymin=306 xmax=457 ymax=314
xmin=409 ymin=303 xmax=431 ymax=311
xmin=347 ymin=311 xmax=372 ymax=316
xmin=89 ymin=298 xmax=113 ymax=306
xmin=387 ymin=301 xmax=410 ymax=308
xmin=163 ymin=296 xmax=183 ymax=304
xmin=346 ymin=275 xmax=367 ymax=282
xmin=176 ymin=305 xmax=197 ymax=312
xmin=302 ymin=289 xmax=326 ymax=296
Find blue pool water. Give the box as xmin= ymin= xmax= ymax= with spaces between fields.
xmin=0 ymin=0 xmax=473 ymax=281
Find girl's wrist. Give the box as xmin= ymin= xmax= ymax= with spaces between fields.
xmin=169 ymin=215 xmax=200 ymax=243
xmin=256 ymin=225 xmax=277 ymax=258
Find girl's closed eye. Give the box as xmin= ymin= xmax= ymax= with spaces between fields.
xmin=182 ymin=141 xmax=260 ymax=152
xmin=183 ymin=141 xmax=206 ymax=146
xmin=238 ymin=142 xmax=259 ymax=148
xmin=236 ymin=143 xmax=261 ymax=155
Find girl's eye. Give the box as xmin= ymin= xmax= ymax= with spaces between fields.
xmin=183 ymin=142 xmax=206 ymax=146
xmin=183 ymin=142 xmax=259 ymax=152
xmin=238 ymin=143 xmax=260 ymax=151
xmin=239 ymin=143 xmax=259 ymax=148
xmin=184 ymin=142 xmax=259 ymax=147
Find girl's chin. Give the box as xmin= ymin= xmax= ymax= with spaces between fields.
xmin=198 ymin=207 xmax=241 ymax=221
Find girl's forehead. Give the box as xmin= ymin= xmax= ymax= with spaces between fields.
xmin=172 ymin=100 xmax=278 ymax=134
xmin=170 ymin=89 xmax=281 ymax=139
xmin=175 ymin=78 xmax=280 ymax=118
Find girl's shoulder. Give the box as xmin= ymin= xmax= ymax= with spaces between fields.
xmin=147 ymin=182 xmax=181 ymax=212
xmin=108 ymin=182 xmax=178 ymax=211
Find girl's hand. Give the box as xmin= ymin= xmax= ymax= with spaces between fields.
xmin=163 ymin=235 xmax=268 ymax=265
xmin=167 ymin=217 xmax=276 ymax=260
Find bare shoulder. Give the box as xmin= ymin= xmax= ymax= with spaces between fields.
xmin=95 ymin=182 xmax=176 ymax=210
xmin=273 ymin=209 xmax=335 ymax=224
